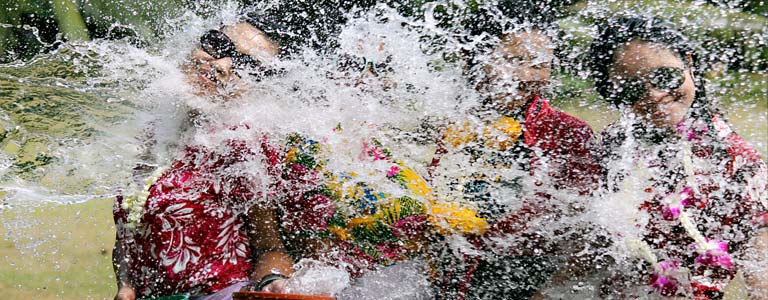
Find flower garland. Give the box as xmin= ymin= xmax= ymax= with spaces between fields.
xmin=630 ymin=125 xmax=735 ymax=297
xmin=121 ymin=167 xmax=166 ymax=229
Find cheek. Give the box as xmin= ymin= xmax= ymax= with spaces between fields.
xmin=660 ymin=102 xmax=691 ymax=118
xmin=679 ymin=76 xmax=696 ymax=106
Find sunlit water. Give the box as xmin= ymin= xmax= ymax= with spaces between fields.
xmin=0 ymin=1 xmax=766 ymax=299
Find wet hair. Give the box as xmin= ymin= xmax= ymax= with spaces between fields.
xmin=588 ymin=16 xmax=711 ymax=119
xmin=245 ymin=1 xmax=381 ymax=57
xmin=459 ymin=0 xmax=563 ymax=84
xmin=464 ymin=0 xmax=560 ymax=40
xmin=242 ymin=11 xmax=303 ymax=57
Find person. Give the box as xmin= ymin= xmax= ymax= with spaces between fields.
xmin=268 ymin=18 xmax=488 ymax=298
xmin=588 ymin=16 xmax=768 ymax=299
xmin=427 ymin=2 xmax=602 ymax=299
xmin=183 ymin=23 xmax=280 ymax=98
xmin=112 ymin=21 xmax=294 ymax=300
xmin=130 ymin=20 xmax=284 ymax=187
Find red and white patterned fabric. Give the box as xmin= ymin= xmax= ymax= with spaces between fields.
xmin=114 ymin=130 xmax=284 ymax=298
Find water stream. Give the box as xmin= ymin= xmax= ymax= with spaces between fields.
xmin=0 ymin=1 xmax=766 ymax=299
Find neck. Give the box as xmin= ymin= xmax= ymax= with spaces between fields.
xmin=500 ymin=96 xmax=536 ymax=119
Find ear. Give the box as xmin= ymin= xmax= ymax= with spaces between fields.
xmin=686 ymin=53 xmax=695 ymax=81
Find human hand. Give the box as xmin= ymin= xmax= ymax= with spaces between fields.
xmin=261 ymin=279 xmax=288 ymax=293
xmin=114 ymin=286 xmax=136 ymax=300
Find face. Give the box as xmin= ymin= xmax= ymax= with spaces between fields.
xmin=183 ymin=23 xmax=280 ymax=99
xmin=609 ymin=40 xmax=696 ymax=132
xmin=480 ymin=29 xmax=554 ymax=114
xmin=337 ymin=40 xmax=395 ymax=89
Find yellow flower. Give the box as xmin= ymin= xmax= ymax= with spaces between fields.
xmin=428 ymin=202 xmax=488 ymax=235
xmin=328 ymin=225 xmax=349 ymax=240
xmin=483 ymin=117 xmax=522 ymax=151
xmin=443 ymin=122 xmax=477 ymax=148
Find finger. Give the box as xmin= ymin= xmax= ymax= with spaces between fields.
xmin=262 ymin=279 xmax=287 ymax=293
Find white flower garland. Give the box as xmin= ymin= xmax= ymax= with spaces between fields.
xmin=120 ymin=167 xmax=166 ymax=229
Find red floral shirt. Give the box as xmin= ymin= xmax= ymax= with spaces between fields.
xmin=114 ymin=132 xmax=283 ymax=298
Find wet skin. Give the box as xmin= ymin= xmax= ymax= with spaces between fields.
xmin=480 ymin=29 xmax=554 ymax=115
xmin=183 ymin=23 xmax=279 ymax=99
xmin=609 ymin=40 xmax=696 ymax=133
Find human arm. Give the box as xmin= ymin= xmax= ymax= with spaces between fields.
xmin=248 ymin=202 xmax=294 ymax=292
xmin=746 ymin=227 xmax=768 ymax=299
xmin=112 ymin=235 xmax=136 ymax=300
xmin=112 ymin=194 xmax=136 ymax=300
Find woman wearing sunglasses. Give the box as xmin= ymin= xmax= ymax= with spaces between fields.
xmin=589 ymin=17 xmax=767 ymax=299
xmin=112 ymin=21 xmax=297 ymax=300
xmin=182 ymin=22 xmax=281 ymax=99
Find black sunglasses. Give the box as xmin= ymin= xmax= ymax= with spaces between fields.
xmin=199 ymin=29 xmax=279 ymax=80
xmin=611 ymin=67 xmax=686 ymax=106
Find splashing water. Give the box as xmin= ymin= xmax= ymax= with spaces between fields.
xmin=0 ymin=1 xmax=766 ymax=299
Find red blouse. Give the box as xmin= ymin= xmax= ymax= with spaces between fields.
xmin=114 ymin=133 xmax=284 ymax=298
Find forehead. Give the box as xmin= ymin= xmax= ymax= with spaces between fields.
xmin=493 ymin=30 xmax=554 ymax=57
xmin=220 ymin=23 xmax=279 ymax=57
xmin=610 ymin=40 xmax=684 ymax=76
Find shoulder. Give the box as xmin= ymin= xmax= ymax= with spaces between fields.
xmin=529 ymin=106 xmax=597 ymax=148
xmin=710 ymin=117 xmax=766 ymax=171
xmin=551 ymin=109 xmax=595 ymax=137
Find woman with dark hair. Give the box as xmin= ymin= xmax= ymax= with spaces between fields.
xmin=428 ymin=2 xmax=602 ymax=299
xmin=588 ymin=16 xmax=768 ymax=299
xmin=112 ymin=21 xmax=295 ymax=300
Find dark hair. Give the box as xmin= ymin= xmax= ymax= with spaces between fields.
xmin=466 ymin=0 xmax=559 ymax=37
xmin=244 ymin=1 xmax=381 ymax=57
xmin=457 ymin=0 xmax=562 ymax=88
xmin=588 ymin=16 xmax=710 ymax=118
